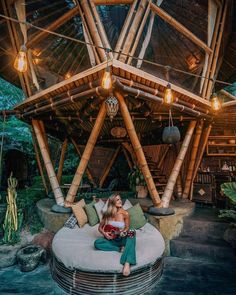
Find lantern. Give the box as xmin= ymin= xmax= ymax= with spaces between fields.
xmin=105 ymin=96 xmax=119 ymax=121
xmin=164 ymin=83 xmax=174 ymax=104
xmin=210 ymin=93 xmax=221 ymax=111
xmin=14 ymin=45 xmax=27 ymax=73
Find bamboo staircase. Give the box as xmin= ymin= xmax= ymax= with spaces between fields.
xmin=144 ymin=152 xmax=167 ymax=196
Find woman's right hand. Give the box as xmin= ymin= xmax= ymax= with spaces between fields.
xmin=104 ymin=231 xmax=113 ymax=240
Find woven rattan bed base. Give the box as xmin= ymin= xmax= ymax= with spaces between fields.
xmin=51 ymin=254 xmax=163 ymax=295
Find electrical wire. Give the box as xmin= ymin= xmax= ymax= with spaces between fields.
xmin=0 ymin=12 xmax=233 ymax=86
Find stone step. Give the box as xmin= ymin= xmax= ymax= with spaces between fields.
xmin=181 ymin=218 xmax=229 ymax=241
xmin=170 ymin=237 xmax=236 ymax=262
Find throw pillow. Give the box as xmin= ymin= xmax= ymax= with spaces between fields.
xmin=94 ymin=199 xmax=105 ymax=222
xmin=64 ymin=214 xmax=77 ymax=229
xmin=101 ymin=198 xmax=109 ymax=214
xmin=123 ymin=199 xmax=133 ymax=210
xmin=72 ymin=199 xmax=88 ymax=227
xmin=84 ymin=200 xmax=99 ymax=226
xmin=127 ymin=203 xmax=147 ymax=229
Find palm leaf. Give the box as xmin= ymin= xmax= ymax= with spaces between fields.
xmin=221 ymin=182 xmax=236 ymax=204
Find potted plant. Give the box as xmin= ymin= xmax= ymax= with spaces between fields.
xmin=128 ymin=166 xmax=148 ymax=198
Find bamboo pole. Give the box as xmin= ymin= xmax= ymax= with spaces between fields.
xmin=127 ymin=1 xmax=151 ymax=65
xmin=150 ymin=3 xmax=212 ymax=54
xmin=192 ymin=124 xmax=212 ymax=182
xmin=70 ymin=138 xmax=96 ymax=187
xmin=201 ymin=2 xmax=222 ymax=97
xmin=176 ymin=174 xmax=183 ymax=198
xmin=90 ymin=0 xmax=113 ymax=60
xmin=31 ymin=130 xmax=49 ymax=194
xmin=32 ymin=120 xmax=64 ymax=205
xmin=93 ymin=0 xmax=133 ymax=4
xmin=99 ymin=146 xmax=121 ymax=187
xmin=119 ymin=0 xmax=147 ymax=63
xmin=57 ymin=138 xmax=68 ymax=185
xmin=114 ymin=0 xmax=138 ymax=59
xmin=115 ymin=91 xmax=161 ymax=207
xmin=205 ymin=1 xmax=227 ymax=99
xmin=66 ymin=102 xmax=107 ymax=203
xmin=161 ymin=121 xmax=197 ymax=208
xmin=157 ymin=144 xmax=170 ymax=169
xmin=80 ymin=0 xmax=106 ymax=61
xmin=182 ymin=120 xmax=203 ymax=199
xmin=26 ymin=6 xmax=80 ymax=48
xmin=122 ymin=142 xmax=137 ymax=166
xmin=122 ymin=146 xmax=133 ymax=169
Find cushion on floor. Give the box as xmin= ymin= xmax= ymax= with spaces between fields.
xmin=52 ymin=222 xmax=165 ymax=273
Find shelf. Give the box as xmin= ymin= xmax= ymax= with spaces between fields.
xmin=206 ymin=135 xmax=236 ymax=156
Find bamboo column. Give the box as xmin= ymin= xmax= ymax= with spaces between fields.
xmin=70 ymin=138 xmax=96 ymax=187
xmin=57 ymin=138 xmax=68 ymax=185
xmin=182 ymin=120 xmax=203 ymax=199
xmin=115 ymin=91 xmax=161 ymax=207
xmin=161 ymin=121 xmax=197 ymax=208
xmin=176 ymin=174 xmax=183 ymax=198
xmin=32 ymin=120 xmax=64 ymax=205
xmin=66 ymin=102 xmax=107 ymax=203
xmin=99 ymin=146 xmax=121 ymax=187
xmin=31 ymin=130 xmax=49 ymax=194
xmin=192 ymin=124 xmax=212 ymax=182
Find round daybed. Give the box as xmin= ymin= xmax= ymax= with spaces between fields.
xmin=51 ymin=222 xmax=165 ymax=295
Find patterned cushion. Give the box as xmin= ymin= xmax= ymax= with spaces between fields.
xmin=64 ymin=214 xmax=78 ymax=229
xmin=72 ymin=199 xmax=88 ymax=227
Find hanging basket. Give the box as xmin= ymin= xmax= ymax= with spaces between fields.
xmin=162 ymin=126 xmax=180 ymax=144
xmin=162 ymin=110 xmax=180 ymax=144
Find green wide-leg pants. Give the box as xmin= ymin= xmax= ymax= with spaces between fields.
xmin=94 ymin=236 xmax=136 ymax=265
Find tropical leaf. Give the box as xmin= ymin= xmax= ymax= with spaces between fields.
xmin=221 ymin=182 xmax=236 ymax=204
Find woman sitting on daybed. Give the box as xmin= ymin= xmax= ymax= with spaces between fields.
xmin=94 ymin=194 xmax=136 ymax=276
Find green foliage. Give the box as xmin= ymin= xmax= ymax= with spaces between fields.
xmin=128 ymin=166 xmax=146 ymax=191
xmin=221 ymin=182 xmax=236 ymax=204
xmin=219 ymin=182 xmax=236 ymax=226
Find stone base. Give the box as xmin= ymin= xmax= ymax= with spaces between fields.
xmin=37 ymin=199 xmax=70 ymax=233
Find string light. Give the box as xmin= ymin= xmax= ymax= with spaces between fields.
xmin=164 ymin=83 xmax=174 ymax=104
xmin=101 ymin=50 xmax=112 ymax=90
xmin=14 ymin=45 xmax=27 ymax=73
xmin=210 ymin=93 xmax=221 ymax=111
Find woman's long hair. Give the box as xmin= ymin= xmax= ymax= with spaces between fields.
xmin=103 ymin=194 xmax=120 ymax=224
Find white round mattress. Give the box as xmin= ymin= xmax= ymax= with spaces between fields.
xmin=52 ymin=222 xmax=165 ymax=273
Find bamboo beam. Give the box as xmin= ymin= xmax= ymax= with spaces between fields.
xmin=26 ymin=6 xmax=80 ymax=48
xmin=32 ymin=120 xmax=64 ymax=205
xmin=114 ymin=0 xmax=138 ymax=59
xmin=150 ymin=3 xmax=212 ymax=54
xmin=220 ymin=89 xmax=236 ymax=100
xmin=99 ymin=146 xmax=121 ymax=187
xmin=31 ymin=130 xmax=49 ymax=194
xmin=161 ymin=121 xmax=197 ymax=208
xmin=119 ymin=0 xmax=147 ymax=63
xmin=66 ymin=102 xmax=107 ymax=202
xmin=122 ymin=142 xmax=137 ymax=166
xmin=122 ymin=146 xmax=133 ymax=169
xmin=205 ymin=1 xmax=227 ymax=99
xmin=115 ymin=91 xmax=161 ymax=207
xmin=80 ymin=0 xmax=106 ymax=61
xmin=70 ymin=138 xmax=96 ymax=187
xmin=182 ymin=120 xmax=203 ymax=199
xmin=57 ymin=138 xmax=68 ymax=185
xmin=192 ymin=124 xmax=212 ymax=182
xmin=176 ymin=174 xmax=183 ymax=198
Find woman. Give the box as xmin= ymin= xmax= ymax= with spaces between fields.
xmin=94 ymin=194 xmax=136 ymax=276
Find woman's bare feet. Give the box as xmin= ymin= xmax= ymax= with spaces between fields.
xmin=122 ymin=262 xmax=131 ymax=276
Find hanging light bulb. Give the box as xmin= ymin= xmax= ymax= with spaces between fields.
xmin=210 ymin=93 xmax=221 ymax=111
xmin=101 ymin=49 xmax=112 ymax=90
xmin=14 ymin=45 xmax=27 ymax=73
xmin=164 ymin=83 xmax=174 ymax=104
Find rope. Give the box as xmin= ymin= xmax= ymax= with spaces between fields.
xmin=0 ymin=13 xmax=232 ymax=86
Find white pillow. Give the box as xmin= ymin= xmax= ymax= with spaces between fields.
xmin=94 ymin=199 xmax=105 ymax=221
xmin=123 ymin=199 xmax=133 ymax=210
